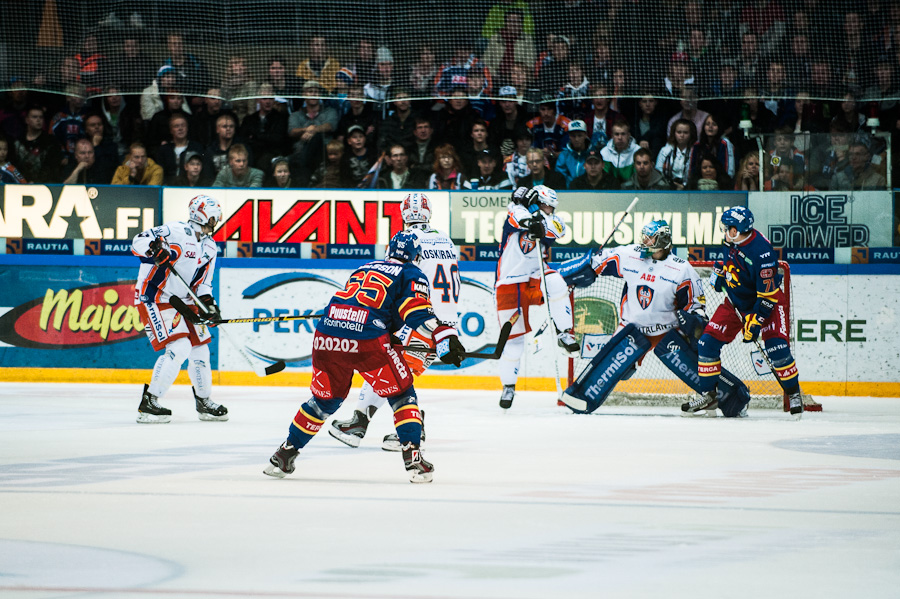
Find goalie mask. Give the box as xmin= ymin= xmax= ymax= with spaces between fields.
xmin=188 ymin=195 xmax=223 ymax=234
xmin=639 ymin=220 xmax=672 ymax=259
xmin=387 ymin=230 xmax=422 ymax=264
xmin=401 ymin=192 xmax=432 ymax=225
xmin=532 ymin=185 xmax=558 ymax=209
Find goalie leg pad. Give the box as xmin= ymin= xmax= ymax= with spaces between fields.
xmin=715 ymin=370 xmax=751 ymax=417
xmin=556 ymin=250 xmax=596 ymax=288
xmin=562 ymin=324 xmax=650 ymax=414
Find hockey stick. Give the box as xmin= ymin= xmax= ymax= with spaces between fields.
xmin=394 ymin=313 xmax=519 ymax=360
xmin=210 ymin=313 xmax=323 ymax=325
xmin=601 ymin=196 xmax=641 ymax=250
xmin=163 ymin=264 xmax=286 ymax=376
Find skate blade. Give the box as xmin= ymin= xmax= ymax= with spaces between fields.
xmin=197 ymin=412 xmax=229 ymax=422
xmin=263 ymin=464 xmax=288 ymax=478
xmin=136 ymin=413 xmax=171 ymax=424
xmin=328 ymin=427 xmax=362 ymax=448
xmin=499 ymin=399 xmax=513 ymax=409
xmin=408 ymin=471 xmax=433 ymax=483
xmin=382 ymin=438 xmax=402 ymax=452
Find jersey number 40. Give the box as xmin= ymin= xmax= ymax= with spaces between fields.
xmin=432 ymin=264 xmax=460 ymax=303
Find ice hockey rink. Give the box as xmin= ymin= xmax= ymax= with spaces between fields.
xmin=1 ymin=383 xmax=899 ymax=599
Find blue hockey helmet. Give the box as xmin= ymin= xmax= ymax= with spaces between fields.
xmin=639 ymin=220 xmax=672 ymax=258
xmin=387 ymin=230 xmax=421 ymax=263
xmin=720 ymin=206 xmax=754 ymax=234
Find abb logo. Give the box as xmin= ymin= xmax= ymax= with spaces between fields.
xmin=640 ymin=273 xmax=656 ymax=282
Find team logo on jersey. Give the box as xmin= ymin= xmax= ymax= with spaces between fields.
xmin=636 ymin=285 xmax=654 ymax=310
xmin=519 ymin=236 xmax=537 ymax=254
xmin=724 ymin=263 xmax=741 ymax=289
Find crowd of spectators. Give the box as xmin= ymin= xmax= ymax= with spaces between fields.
xmin=1 ymin=0 xmax=899 ymax=193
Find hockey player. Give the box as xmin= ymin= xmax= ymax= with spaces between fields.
xmin=496 ymin=185 xmax=577 ymax=409
xmin=560 ymin=220 xmax=749 ymax=415
xmin=329 ymin=192 xmax=459 ymax=451
xmin=263 ymin=230 xmax=465 ymax=483
xmin=687 ymin=207 xmax=804 ymax=418
xmin=131 ymin=194 xmax=228 ymax=424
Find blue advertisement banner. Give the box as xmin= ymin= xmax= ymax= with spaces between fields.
xmin=21 ymin=239 xmax=74 ymax=254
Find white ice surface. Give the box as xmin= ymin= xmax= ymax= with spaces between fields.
xmin=1 ymin=383 xmax=899 ymax=599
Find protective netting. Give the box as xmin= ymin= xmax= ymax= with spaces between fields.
xmin=2 ymin=0 xmax=898 ymax=105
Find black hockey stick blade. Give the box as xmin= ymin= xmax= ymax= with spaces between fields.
xmin=394 ymin=313 xmax=518 ymax=361
xmin=264 ymin=361 xmax=287 ymax=375
xmin=167 ymin=294 xmax=202 ymax=323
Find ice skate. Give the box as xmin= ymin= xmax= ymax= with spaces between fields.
xmin=328 ymin=406 xmax=376 ymax=448
xmin=681 ymin=392 xmax=718 ymax=417
xmin=401 ymin=442 xmax=433 ymax=483
xmin=788 ymin=392 xmax=803 ymax=420
xmin=136 ymin=384 xmax=171 ymax=424
xmin=499 ymin=384 xmax=516 ymax=409
xmin=382 ymin=410 xmax=425 ymax=452
xmin=193 ymin=387 xmax=228 ymax=421
xmin=263 ymin=441 xmax=298 ymax=478
xmin=557 ymin=329 xmax=580 ymax=355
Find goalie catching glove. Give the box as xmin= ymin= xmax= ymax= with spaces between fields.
xmin=148 ymin=236 xmax=176 ymax=265
xmin=433 ymin=324 xmax=465 ymax=367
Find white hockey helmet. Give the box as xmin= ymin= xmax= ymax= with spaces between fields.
xmin=531 ymin=185 xmax=558 ymax=209
xmin=401 ymin=192 xmax=432 ymax=224
xmin=188 ymin=195 xmax=223 ymax=229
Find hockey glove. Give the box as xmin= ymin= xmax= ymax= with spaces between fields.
xmin=709 ymin=261 xmax=726 ymax=292
xmin=433 ymin=325 xmax=465 ymax=367
xmin=742 ymin=313 xmax=762 ymax=343
xmin=197 ymin=294 xmax=221 ymax=325
xmin=525 ymin=216 xmax=545 ymax=239
xmin=676 ymin=309 xmax=708 ymax=340
xmin=149 ymin=236 xmax=176 ymax=265
xmin=512 ymin=186 xmax=538 ymax=207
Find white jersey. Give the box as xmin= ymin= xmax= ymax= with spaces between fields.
xmin=591 ymin=244 xmax=705 ymax=336
xmin=408 ymin=224 xmax=460 ymax=326
xmin=496 ymin=202 xmax=567 ymax=287
xmin=132 ymin=221 xmax=218 ymax=305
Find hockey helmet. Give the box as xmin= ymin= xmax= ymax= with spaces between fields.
xmin=532 ymin=184 xmax=558 ymax=209
xmin=387 ymin=230 xmax=422 ymax=264
xmin=639 ymin=220 xmax=673 ymax=258
xmin=720 ymin=206 xmax=754 ymax=234
xmin=188 ymin=195 xmax=223 ymax=230
xmin=401 ymin=192 xmax=432 ymax=225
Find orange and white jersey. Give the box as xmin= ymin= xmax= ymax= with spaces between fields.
xmin=591 ymin=244 xmax=705 ymax=336
xmin=407 ymin=224 xmax=459 ymax=326
xmin=132 ymin=221 xmax=217 ymax=306
xmin=496 ymin=202 xmax=567 ymax=287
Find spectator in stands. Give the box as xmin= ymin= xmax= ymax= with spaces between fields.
xmin=465 ymin=72 xmax=495 ymax=121
xmin=288 ymin=80 xmax=339 ymax=184
xmin=632 ymin=96 xmax=668 ymax=159
xmin=310 ymin=139 xmax=351 ymax=188
xmin=205 ymin=113 xmax=242 ymax=177
xmin=378 ymin=88 xmax=417 ymax=153
xmin=554 ymin=119 xmax=591 ymax=185
xmin=519 ymin=147 xmax=566 ymax=189
xmin=191 ymin=89 xmax=227 ymax=148
xmin=483 ymin=10 xmax=536 ymax=86
xmin=266 ymin=57 xmax=301 ymax=112
xmin=428 ymin=143 xmax=465 ymax=189
xmin=0 ymin=136 xmax=28 ymax=183
xmin=556 ymin=63 xmax=590 ymax=120
xmin=830 ymin=141 xmax=887 ymax=190
xmin=809 ymin=120 xmax=853 ymax=190
xmin=463 ymin=149 xmax=512 ymax=189
xmin=703 ymin=61 xmax=744 ymax=140
xmin=266 ymin=157 xmax=294 ymax=188
xmin=661 ymin=52 xmax=696 ymax=101
xmin=527 ymin=96 xmax=571 ymax=167
xmin=364 ymin=47 xmax=396 ymax=107
xmin=600 ymin=119 xmax=641 ymax=183
xmin=656 ymin=118 xmax=697 ymax=190
xmin=82 ymin=113 xmax=120 ymax=183
xmin=569 ymin=147 xmax=619 ymax=190
xmin=296 ymin=36 xmax=341 ymax=92
xmin=173 ymin=151 xmax=213 ymax=187
xmin=222 ymin=55 xmax=258 ymax=122
xmin=482 ymin=0 xmax=535 ymax=40
xmin=764 ymin=126 xmax=806 ymax=189
xmin=239 ymin=83 xmax=289 ymax=172
xmin=489 ymin=86 xmax=529 ymax=158
xmin=787 ymin=33 xmax=813 ymax=91
xmin=146 ymin=93 xmax=191 ymax=153
xmin=336 ymin=85 xmax=377 ymax=147
xmin=75 ymin=34 xmax=106 ymax=97
xmin=739 ymin=0 xmax=786 ymax=58
xmin=377 ymin=143 xmax=425 ymax=189
xmin=687 ymin=114 xmax=736 ymax=179
xmin=50 ymin=85 xmax=87 ymax=160
xmin=436 ymin=88 xmax=478 ymax=151
xmin=622 ymin=148 xmax=671 ymax=190
xmin=0 ymin=78 xmax=29 ymax=142
xmin=34 ymin=55 xmax=79 ymax=116
xmin=141 ymin=66 xmax=181 ymax=121
xmin=832 ymin=90 xmax=866 ymax=132
xmin=409 ymin=117 xmax=438 ymax=182
xmin=100 ymin=87 xmax=141 ymax=157
xmin=507 ymin=62 xmax=532 ymax=97
xmin=536 ymin=34 xmax=572 ymax=94
xmin=866 ymin=60 xmax=899 ymax=135
xmin=434 ymin=42 xmax=492 ymax=98
xmin=61 ymin=138 xmax=103 ymax=185
xmin=585 ymin=85 xmax=621 ymax=149
xmin=409 ymin=45 xmax=438 ymax=97
xmin=459 ymin=119 xmax=497 ymax=175
xmin=609 ymin=67 xmax=634 ymax=118
xmin=343 ymin=125 xmax=376 ymax=187
xmin=109 ymin=36 xmax=155 ymax=91
xmin=15 ymin=106 xmax=63 ymax=183
xmin=214 ymin=143 xmax=263 ymax=188
xmin=666 ymin=86 xmax=708 ymax=136
xmin=348 ymin=37 xmax=376 ymax=87
xmin=760 ymin=60 xmax=796 ymax=128
xmin=585 ymin=38 xmax=614 ymax=90
xmin=156 ymin=113 xmax=204 ymax=184
xmin=686 ymin=154 xmax=732 ymax=190
xmin=164 ymin=30 xmax=210 ymax=98
xmin=735 ymin=153 xmax=761 ymax=191
xmin=503 ymin=129 xmax=533 ymax=186
xmin=112 ymin=142 xmax=163 ymax=185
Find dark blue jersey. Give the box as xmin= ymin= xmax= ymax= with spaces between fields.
xmin=721 ymin=230 xmax=782 ymax=318
xmin=317 ymin=259 xmax=435 ymax=340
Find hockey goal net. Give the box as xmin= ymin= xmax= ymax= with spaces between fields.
xmin=567 ymin=260 xmax=820 ymax=412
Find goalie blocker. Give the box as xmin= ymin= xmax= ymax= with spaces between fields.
xmin=561 ymin=318 xmax=750 ymax=417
